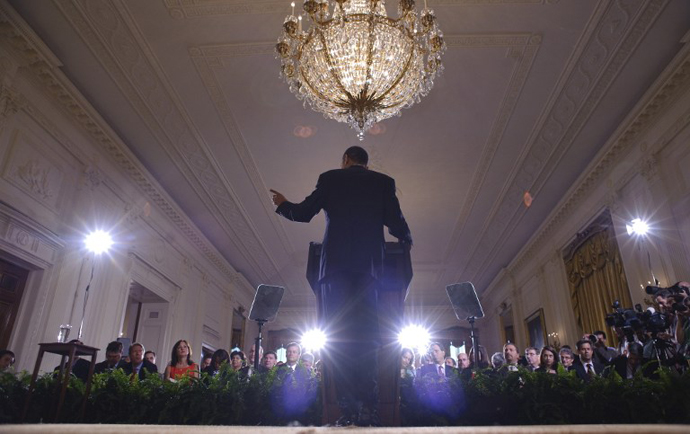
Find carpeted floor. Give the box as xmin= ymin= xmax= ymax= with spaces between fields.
xmin=1 ymin=425 xmax=689 ymax=434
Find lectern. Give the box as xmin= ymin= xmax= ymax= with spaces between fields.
xmin=307 ymin=241 xmax=412 ymax=426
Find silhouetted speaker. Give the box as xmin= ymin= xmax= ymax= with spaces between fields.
xmin=248 ymin=284 xmax=284 ymax=322
xmin=446 ymin=282 xmax=484 ymax=320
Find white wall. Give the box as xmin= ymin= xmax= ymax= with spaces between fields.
xmin=478 ymin=43 xmax=690 ymax=354
xmin=0 ymin=4 xmax=255 ymax=373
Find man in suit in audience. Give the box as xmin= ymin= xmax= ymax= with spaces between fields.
xmin=524 ymin=346 xmax=540 ymax=371
xmin=419 ymin=343 xmax=458 ymax=379
xmin=118 ymin=342 xmax=158 ymax=380
xmin=571 ymin=339 xmax=604 ymax=381
xmin=94 ymin=341 xmax=123 ymax=374
xmin=502 ymin=343 xmax=520 ymax=372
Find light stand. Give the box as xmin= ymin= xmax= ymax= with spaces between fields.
xmin=248 ymin=284 xmax=285 ymax=370
xmin=446 ymin=282 xmax=485 ymax=369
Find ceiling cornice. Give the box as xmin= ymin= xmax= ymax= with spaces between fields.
xmin=0 ymin=0 xmax=247 ymax=293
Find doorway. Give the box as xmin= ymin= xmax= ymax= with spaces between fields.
xmin=0 ymin=258 xmax=29 ymax=349
xmin=121 ymin=282 xmax=168 ymax=367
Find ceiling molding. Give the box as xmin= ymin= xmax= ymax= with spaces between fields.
xmin=162 ymin=0 xmax=559 ymax=19
xmin=508 ymin=44 xmax=690 ymax=280
xmin=435 ymin=33 xmax=541 ymax=290
xmin=52 ymin=0 xmax=283 ymax=286
xmin=164 ymin=0 xmax=287 ymax=18
xmin=445 ymin=0 xmax=667 ymax=289
xmin=0 ymin=1 xmax=245 ymax=287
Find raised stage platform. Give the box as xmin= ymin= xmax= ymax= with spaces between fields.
xmin=1 ymin=425 xmax=688 ymax=434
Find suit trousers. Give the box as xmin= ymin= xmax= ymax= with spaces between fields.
xmin=320 ymin=272 xmax=381 ymax=413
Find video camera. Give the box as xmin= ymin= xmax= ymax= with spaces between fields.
xmin=605 ymin=300 xmax=669 ymax=340
xmin=645 ymin=282 xmax=690 ymax=314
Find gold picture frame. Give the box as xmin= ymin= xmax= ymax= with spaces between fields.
xmin=524 ymin=308 xmax=547 ymax=349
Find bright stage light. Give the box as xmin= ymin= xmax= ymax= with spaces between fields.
xmin=301 ymin=329 xmax=326 ymax=352
xmin=626 ymin=218 xmax=649 ymax=236
xmin=85 ymin=230 xmax=113 ymax=254
xmin=398 ymin=325 xmax=430 ymax=353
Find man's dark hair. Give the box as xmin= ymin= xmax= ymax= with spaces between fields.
xmin=593 ymin=330 xmax=606 ymax=339
xmin=263 ymin=350 xmax=277 ymax=359
xmin=627 ymin=342 xmax=644 ymax=357
xmin=106 ymin=341 xmax=123 ymax=354
xmin=144 ymin=350 xmax=156 ymax=358
xmin=429 ymin=342 xmax=445 ymax=353
xmin=0 ymin=350 xmax=15 ymax=364
xmin=344 ymin=146 xmax=368 ymax=165
xmin=576 ymin=339 xmax=592 ymax=350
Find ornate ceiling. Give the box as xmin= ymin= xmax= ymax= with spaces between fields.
xmin=7 ymin=0 xmax=690 ymax=330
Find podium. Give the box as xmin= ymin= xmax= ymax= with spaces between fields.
xmin=307 ymin=241 xmax=412 ymax=426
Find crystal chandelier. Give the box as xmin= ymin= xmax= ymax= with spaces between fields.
xmin=276 ymin=0 xmax=446 ymax=139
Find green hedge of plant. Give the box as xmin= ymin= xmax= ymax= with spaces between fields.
xmin=2 ymin=366 xmax=690 ymax=425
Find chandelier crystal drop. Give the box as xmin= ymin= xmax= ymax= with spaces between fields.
xmin=276 ymin=0 xmax=446 ymax=140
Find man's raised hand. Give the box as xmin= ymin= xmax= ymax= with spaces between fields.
xmin=270 ymin=189 xmax=287 ymax=207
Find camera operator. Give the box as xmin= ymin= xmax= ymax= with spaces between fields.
xmin=641 ymin=282 xmax=690 ymax=372
xmin=604 ymin=342 xmax=644 ymax=379
xmin=587 ymin=331 xmax=618 ymax=364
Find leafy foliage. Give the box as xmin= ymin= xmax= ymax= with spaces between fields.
xmin=2 ymin=366 xmax=690 ymax=425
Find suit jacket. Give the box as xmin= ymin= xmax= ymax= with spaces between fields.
xmin=571 ymin=359 xmax=605 ymax=381
xmin=118 ymin=359 xmax=159 ymax=380
xmin=93 ymin=360 xmax=119 ymax=375
xmin=276 ymin=165 xmax=412 ymax=282
xmin=54 ymin=358 xmax=92 ymax=382
xmin=418 ymin=364 xmax=458 ymax=379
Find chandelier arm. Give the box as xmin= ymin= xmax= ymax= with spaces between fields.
xmin=363 ymin=8 xmax=376 ymax=97
xmin=317 ymin=29 xmax=354 ymax=101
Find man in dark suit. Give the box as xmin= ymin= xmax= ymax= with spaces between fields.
xmin=419 ymin=343 xmax=458 ymax=379
xmin=271 ymin=146 xmax=412 ymax=426
xmin=93 ymin=341 xmax=123 ymax=374
xmin=118 ymin=342 xmax=158 ymax=380
xmin=571 ymin=339 xmax=604 ymax=382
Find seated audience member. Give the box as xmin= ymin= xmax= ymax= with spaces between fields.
xmin=491 ymin=352 xmax=505 ymax=370
xmin=400 ymin=348 xmax=415 ymax=379
xmin=0 ymin=350 xmax=15 ymax=371
xmin=606 ymin=342 xmax=644 ymax=379
xmin=559 ymin=347 xmax=574 ymax=368
xmin=119 ymin=342 xmax=159 ymax=380
xmin=53 ymin=340 xmax=91 ymax=382
xmin=276 ymin=342 xmax=309 ymax=381
xmin=524 ymin=346 xmax=540 ymax=371
xmin=445 ymin=356 xmax=456 ymax=368
xmin=144 ymin=350 xmax=157 ymax=367
xmin=202 ymin=349 xmax=230 ymax=376
xmin=502 ymin=343 xmax=520 ymax=372
xmin=94 ymin=341 xmax=123 ymax=374
xmin=230 ymin=350 xmax=245 ymax=372
xmin=301 ymin=352 xmax=315 ymax=372
xmin=572 ymin=339 xmax=604 ymax=381
xmin=419 ymin=343 xmax=457 ymax=378
xmin=536 ymin=345 xmax=560 ymax=374
xmin=457 ymin=352 xmax=470 ymax=371
xmin=165 ymin=339 xmax=199 ymax=381
xmin=263 ymin=351 xmax=278 ymax=370
xmin=241 ymin=345 xmax=269 ymax=376
xmin=280 ymin=342 xmax=301 ymax=371
xmin=468 ymin=345 xmax=490 ymax=370
xmin=200 ymin=355 xmax=212 ymax=371
xmin=246 ymin=344 xmax=264 ymax=368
